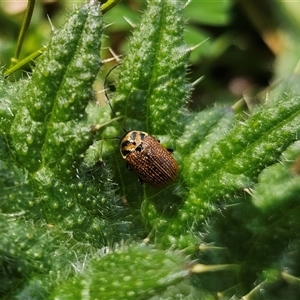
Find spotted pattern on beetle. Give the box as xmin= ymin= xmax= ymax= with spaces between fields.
xmin=120 ymin=130 xmax=178 ymax=187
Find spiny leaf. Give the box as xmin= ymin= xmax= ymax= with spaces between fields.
xmin=0 ymin=75 xmax=26 ymax=134
xmin=252 ymin=141 xmax=300 ymax=211
xmin=103 ymin=0 xmax=192 ymax=204
xmin=10 ymin=1 xmax=103 ymax=174
xmin=112 ymin=0 xmax=190 ymax=136
xmin=156 ymin=93 xmax=300 ymax=249
xmin=51 ymin=245 xmax=190 ymax=300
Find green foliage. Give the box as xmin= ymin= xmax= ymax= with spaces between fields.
xmin=112 ymin=0 xmax=190 ymax=136
xmin=1 ymin=0 xmax=300 ymax=299
xmin=51 ymin=245 xmax=191 ymax=300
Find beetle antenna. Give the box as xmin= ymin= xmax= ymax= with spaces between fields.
xmin=104 ymin=64 xmax=127 ymax=133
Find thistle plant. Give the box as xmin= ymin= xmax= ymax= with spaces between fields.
xmin=1 ymin=0 xmax=300 ymax=299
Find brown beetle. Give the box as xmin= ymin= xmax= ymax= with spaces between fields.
xmin=120 ymin=130 xmax=178 ymax=187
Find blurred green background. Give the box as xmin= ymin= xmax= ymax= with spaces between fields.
xmin=2 ymin=0 xmax=300 ymax=109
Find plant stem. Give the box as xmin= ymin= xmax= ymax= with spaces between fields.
xmin=4 ymin=46 xmax=46 ymax=78
xmin=10 ymin=0 xmax=35 ymax=68
xmin=101 ymin=0 xmax=122 ymax=14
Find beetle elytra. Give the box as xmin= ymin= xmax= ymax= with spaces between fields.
xmin=120 ymin=130 xmax=178 ymax=187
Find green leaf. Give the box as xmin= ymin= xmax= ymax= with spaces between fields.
xmin=0 ymin=3 xmax=123 ymax=296
xmin=157 ymin=93 xmax=300 ymax=249
xmin=252 ymin=141 xmax=300 ymax=212
xmin=0 ymin=75 xmax=24 ymax=133
xmin=51 ymin=246 xmax=190 ymax=300
xmin=9 ymin=1 xmax=103 ymax=174
xmin=101 ymin=0 xmax=192 ymax=210
xmin=112 ymin=0 xmax=191 ymax=136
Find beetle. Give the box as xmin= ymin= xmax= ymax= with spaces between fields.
xmin=103 ymin=66 xmax=178 ymax=187
xmin=119 ymin=130 xmax=178 ymax=187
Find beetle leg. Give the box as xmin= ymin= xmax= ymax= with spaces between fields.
xmin=138 ymin=177 xmax=144 ymax=185
xmin=126 ymin=163 xmax=131 ymax=170
xmin=166 ymin=148 xmax=174 ymax=153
